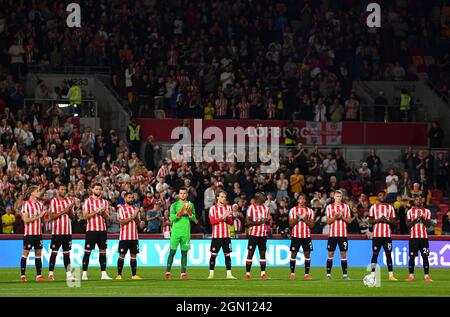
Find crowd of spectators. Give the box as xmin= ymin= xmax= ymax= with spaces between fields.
xmin=1 ymin=0 xmax=449 ymax=120
xmin=0 ymin=84 xmax=449 ymax=237
xmin=1 ymin=0 xmax=450 ymax=236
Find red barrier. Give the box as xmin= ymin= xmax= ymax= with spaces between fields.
xmin=137 ymin=119 xmax=428 ymax=146
xmin=1 ymin=234 xmax=449 ymax=241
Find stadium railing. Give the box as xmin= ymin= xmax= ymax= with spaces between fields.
xmin=27 ymin=65 xmax=111 ymax=75
xmin=24 ymin=98 xmax=98 ymax=118
xmin=361 ymin=103 xmax=422 ymax=122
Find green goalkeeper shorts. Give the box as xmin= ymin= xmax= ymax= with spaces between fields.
xmin=170 ymin=233 xmax=191 ymax=251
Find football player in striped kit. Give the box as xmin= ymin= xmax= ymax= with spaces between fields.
xmin=406 ymin=196 xmax=433 ymax=282
xmin=325 ymin=190 xmax=352 ymax=280
xmin=288 ymin=194 xmax=315 ymax=280
xmin=20 ymin=185 xmax=47 ymax=282
xmin=369 ymin=191 xmax=398 ymax=281
xmin=245 ymin=192 xmax=271 ymax=279
xmin=207 ymin=190 xmax=237 ymax=280
xmin=81 ymin=183 xmax=112 ymax=280
xmin=48 ymin=184 xmax=75 ymax=281
xmin=116 ymin=192 xmax=141 ymax=280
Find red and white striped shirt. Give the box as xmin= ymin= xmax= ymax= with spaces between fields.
xmin=32 ymin=175 xmax=42 ymax=184
xmin=233 ymin=215 xmax=243 ymax=232
xmin=167 ymin=50 xmax=178 ymax=66
xmin=163 ymin=217 xmax=172 ymax=233
xmin=111 ymin=165 xmax=120 ymax=175
xmin=407 ymin=207 xmax=430 ymax=239
xmin=22 ymin=200 xmax=44 ymax=236
xmin=247 ymin=204 xmax=270 ymax=237
xmin=215 ymin=98 xmax=228 ymax=117
xmin=266 ymin=102 xmax=277 ymax=119
xmin=157 ymin=165 xmax=169 ymax=179
xmin=118 ymin=204 xmax=139 ymax=241
xmin=83 ymin=197 xmax=109 ymax=232
xmin=176 ymin=74 xmax=190 ymax=86
xmin=289 ymin=206 xmax=314 ymax=238
xmin=50 ymin=197 xmax=73 ymax=235
xmin=249 ymin=92 xmax=260 ymax=105
xmin=209 ymin=204 xmax=232 ymax=238
xmin=326 ymin=203 xmax=351 ymax=237
xmin=369 ymin=203 xmax=395 ymax=238
xmin=237 ymin=102 xmax=250 ymax=119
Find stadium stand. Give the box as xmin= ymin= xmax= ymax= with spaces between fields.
xmin=0 ymin=0 xmax=449 ymax=237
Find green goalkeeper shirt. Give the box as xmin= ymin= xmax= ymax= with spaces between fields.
xmin=170 ymin=200 xmax=196 ymax=235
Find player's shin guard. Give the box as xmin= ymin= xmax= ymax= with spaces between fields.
xmin=181 ymin=250 xmax=188 ymax=274
xmin=409 ymin=255 xmax=415 ymax=274
xmin=386 ymin=253 xmax=393 ymax=273
xmin=20 ymin=256 xmax=27 ymax=276
xmin=341 ymin=258 xmax=348 ymax=275
xmin=35 ymin=256 xmax=42 ymax=276
xmin=209 ymin=253 xmax=217 ymax=271
xmin=290 ymin=257 xmax=296 ymax=273
xmin=326 ymin=258 xmax=333 ymax=274
xmin=49 ymin=251 xmax=57 ymax=272
xmin=117 ymin=255 xmax=125 ymax=275
xmin=166 ymin=249 xmax=176 ymax=272
xmin=130 ymin=257 xmax=137 ymax=276
xmin=99 ymin=252 xmax=107 ymax=271
xmin=82 ymin=250 xmax=91 ymax=271
xmin=305 ymin=258 xmax=311 ymax=275
xmin=63 ymin=251 xmax=71 ymax=272
xmin=422 ymin=255 xmax=430 ymax=275
xmin=224 ymin=254 xmax=232 ymax=271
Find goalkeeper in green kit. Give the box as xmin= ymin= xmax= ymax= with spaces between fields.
xmin=165 ymin=187 xmax=198 ymax=279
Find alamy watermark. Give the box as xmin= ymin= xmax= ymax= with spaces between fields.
xmin=170 ymin=119 xmax=280 ymax=173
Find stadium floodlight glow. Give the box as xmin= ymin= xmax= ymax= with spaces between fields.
xmin=58 ymin=103 xmax=70 ymax=108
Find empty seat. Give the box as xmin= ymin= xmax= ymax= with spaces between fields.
xmin=431 ymin=199 xmax=442 ymax=206
xmin=432 ymin=189 xmax=443 ymax=197
xmin=154 ymin=110 xmax=166 ymax=119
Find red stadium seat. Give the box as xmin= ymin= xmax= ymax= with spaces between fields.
xmin=432 ymin=189 xmax=443 ymax=197
xmin=340 ymin=180 xmax=351 ymax=192
xmin=439 ymin=204 xmax=449 ymax=210
xmin=431 ymin=199 xmax=442 ymax=206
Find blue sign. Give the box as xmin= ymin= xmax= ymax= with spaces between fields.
xmin=1 ymin=239 xmax=449 ymax=268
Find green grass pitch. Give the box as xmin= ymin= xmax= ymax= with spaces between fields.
xmin=0 ymin=267 xmax=449 ymax=297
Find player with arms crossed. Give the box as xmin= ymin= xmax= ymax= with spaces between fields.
xmin=406 ymin=196 xmax=433 ymax=282
xmin=245 ymin=192 xmax=271 ymax=279
xmin=48 ymin=184 xmax=76 ymax=281
xmin=116 ymin=192 xmax=141 ymax=280
xmin=20 ymin=186 xmax=47 ymax=282
xmin=207 ymin=190 xmax=237 ymax=279
xmin=165 ymin=187 xmax=198 ymax=279
xmin=369 ymin=191 xmax=398 ymax=281
xmin=82 ymin=183 xmax=112 ymax=280
xmin=289 ymin=193 xmax=315 ymax=280
xmin=325 ymin=190 xmax=352 ymax=280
